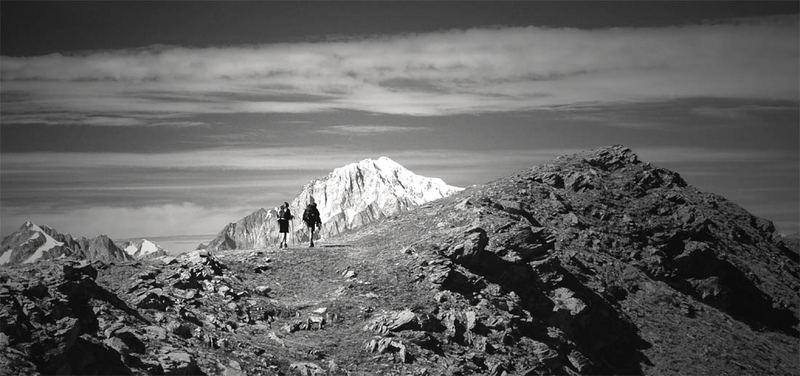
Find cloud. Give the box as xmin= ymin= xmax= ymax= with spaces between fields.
xmin=689 ymin=104 xmax=798 ymax=119
xmin=0 ymin=147 xmax=366 ymax=171
xmin=1 ymin=145 xmax=790 ymax=179
xmin=317 ymin=124 xmax=430 ymax=135
xmin=1 ymin=16 xmax=797 ymax=122
xmin=0 ymin=112 xmax=210 ymax=127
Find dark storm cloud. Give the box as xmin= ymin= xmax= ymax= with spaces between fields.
xmin=2 ymin=1 xmax=797 ymax=56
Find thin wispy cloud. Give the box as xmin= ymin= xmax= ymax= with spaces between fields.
xmin=1 ymin=16 xmax=796 ymax=124
xmin=689 ymin=104 xmax=798 ymax=119
xmin=0 ymin=113 xmax=211 ymax=127
xmin=317 ymin=124 xmax=430 ymax=135
xmin=2 ymin=145 xmax=791 ymax=182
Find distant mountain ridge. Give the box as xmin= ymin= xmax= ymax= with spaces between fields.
xmin=119 ymin=239 xmax=168 ymax=259
xmin=0 ymin=222 xmax=171 ymax=265
xmin=203 ymin=156 xmax=462 ymax=251
xmin=0 ymin=221 xmax=133 ymax=265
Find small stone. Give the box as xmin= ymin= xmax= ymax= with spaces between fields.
xmin=222 ymin=360 xmax=246 ymax=376
xmin=567 ymin=350 xmax=592 ymax=373
xmin=171 ymin=322 xmax=194 ymax=339
xmin=565 ymin=212 xmax=580 ymax=226
xmin=137 ymin=270 xmax=159 ymax=280
xmin=103 ymin=337 xmax=129 ymax=354
xmin=103 ymin=322 xmax=125 ymax=338
xmin=289 ymin=362 xmax=325 ymax=376
xmin=172 ymin=289 xmax=197 ymax=300
xmin=255 ymin=285 xmax=271 ymax=296
xmin=282 ymin=322 xmax=300 ymax=334
xmin=551 ymin=287 xmax=586 ymax=316
xmin=342 ymin=270 xmax=357 ymax=279
xmin=312 ymin=307 xmax=328 ymax=315
xmin=328 ymin=359 xmax=339 ymax=373
xmin=143 ymin=325 xmax=167 ymax=340
xmin=158 ymin=352 xmax=201 ymax=375
xmin=134 ymin=291 xmax=173 ymax=311
xmin=268 ymin=331 xmax=286 ymax=347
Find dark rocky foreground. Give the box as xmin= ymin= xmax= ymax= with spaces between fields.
xmin=1 ymin=146 xmax=798 ymax=375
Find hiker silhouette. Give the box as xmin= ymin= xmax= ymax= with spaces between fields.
xmin=277 ymin=202 xmax=293 ymax=248
xmin=302 ymin=199 xmax=322 ymax=247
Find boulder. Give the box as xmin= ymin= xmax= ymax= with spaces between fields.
xmin=364 ymin=337 xmax=412 ymax=363
xmin=134 ymin=290 xmax=173 ymax=311
xmin=289 ymin=361 xmax=325 ymax=376
xmin=158 ymin=351 xmax=202 ymax=375
xmin=63 ymin=262 xmax=98 ymax=281
xmin=364 ymin=309 xmax=419 ymax=334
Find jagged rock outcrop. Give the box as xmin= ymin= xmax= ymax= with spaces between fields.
xmin=0 ymin=222 xmax=133 ymax=265
xmin=203 ymin=156 xmax=462 ymax=251
xmin=120 ymin=239 xmax=168 ymax=259
xmin=348 ymin=145 xmax=799 ymax=374
xmin=0 ymin=260 xmax=147 ymax=374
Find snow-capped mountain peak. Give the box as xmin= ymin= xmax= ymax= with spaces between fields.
xmin=2 ymin=221 xmax=66 ymax=264
xmin=22 ymin=223 xmax=64 ymax=264
xmin=295 ymin=156 xmax=462 ymax=227
xmin=120 ymin=239 xmax=167 ymax=259
xmin=1 ymin=221 xmax=134 ymax=265
xmin=203 ymin=157 xmax=462 ymax=250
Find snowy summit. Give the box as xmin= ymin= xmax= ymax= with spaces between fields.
xmin=203 ymin=156 xmax=462 ymax=251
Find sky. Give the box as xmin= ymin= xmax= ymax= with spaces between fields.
xmin=1 ymin=1 xmax=798 ymax=250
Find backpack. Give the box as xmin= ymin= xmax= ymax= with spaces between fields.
xmin=278 ymin=208 xmax=293 ymax=222
xmin=303 ymin=205 xmax=320 ymax=226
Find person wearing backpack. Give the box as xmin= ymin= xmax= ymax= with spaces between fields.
xmin=277 ymin=202 xmax=293 ymax=248
xmin=302 ymin=201 xmax=322 ymax=247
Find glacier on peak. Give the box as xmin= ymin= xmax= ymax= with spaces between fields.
xmin=1 ymin=221 xmax=134 ymax=265
xmin=19 ymin=222 xmax=65 ymax=264
xmin=120 ymin=238 xmax=167 ymax=259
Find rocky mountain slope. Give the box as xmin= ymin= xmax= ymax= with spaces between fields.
xmin=1 ymin=146 xmax=797 ymax=375
xmin=203 ymin=156 xmax=462 ymax=251
xmin=0 ymin=221 xmax=133 ymax=265
xmin=120 ymin=239 xmax=168 ymax=259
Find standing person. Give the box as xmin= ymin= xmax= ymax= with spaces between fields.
xmin=302 ymin=201 xmax=322 ymax=247
xmin=277 ymin=202 xmax=293 ymax=248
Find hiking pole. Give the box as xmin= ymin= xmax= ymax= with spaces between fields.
xmin=290 ymin=218 xmax=295 ymax=247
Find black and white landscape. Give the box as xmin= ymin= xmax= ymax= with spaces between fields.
xmin=1 ymin=2 xmax=798 ymax=375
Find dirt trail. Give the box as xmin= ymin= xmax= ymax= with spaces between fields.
xmin=209 ymin=242 xmax=427 ymax=374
